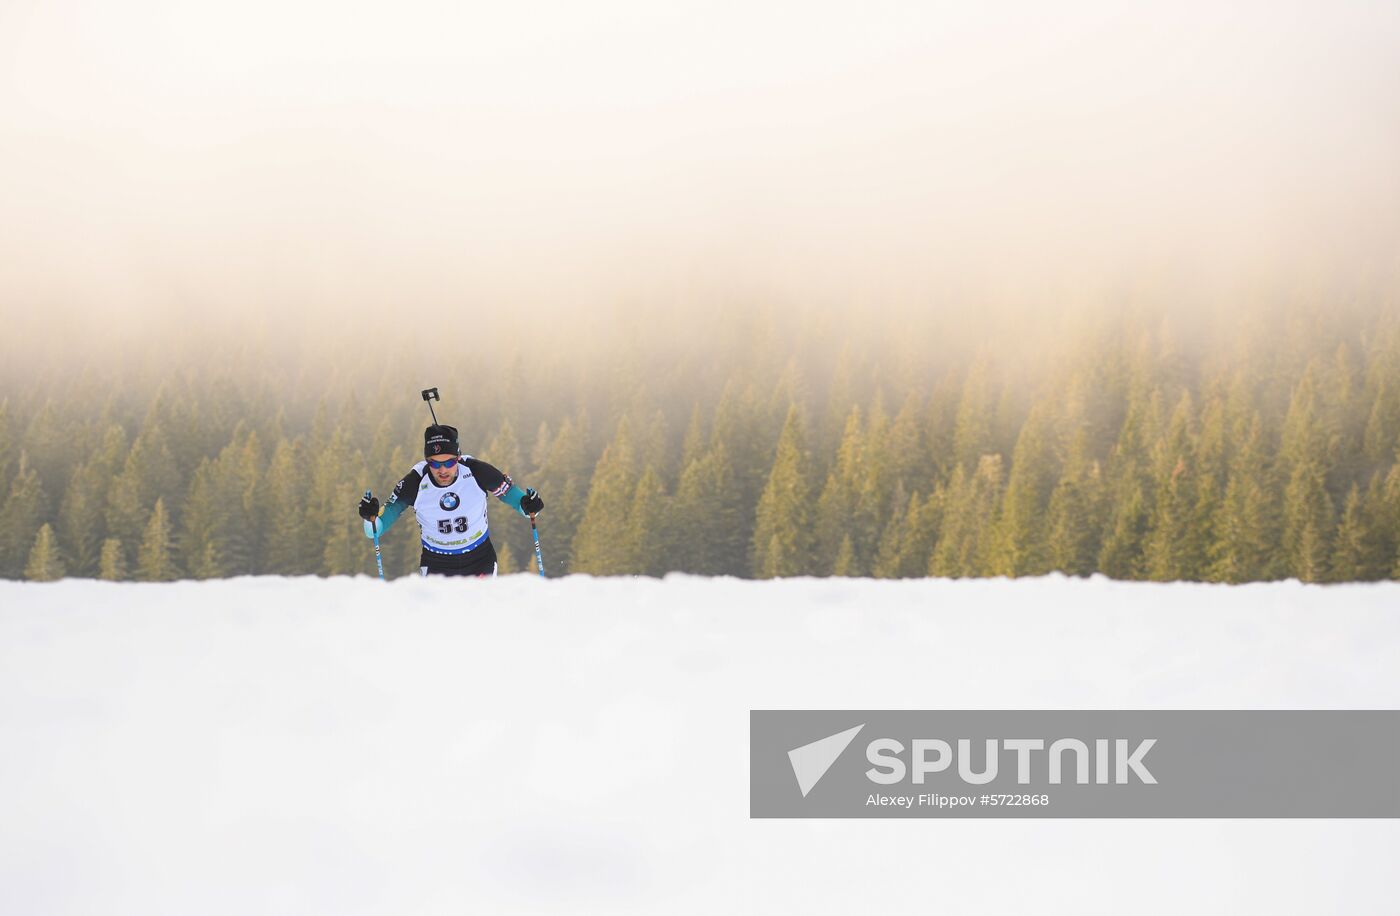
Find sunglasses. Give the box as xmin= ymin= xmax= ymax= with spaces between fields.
xmin=427 ymin=456 xmax=459 ymax=469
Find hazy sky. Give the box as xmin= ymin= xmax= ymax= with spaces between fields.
xmin=1 ymin=1 xmax=1397 ymax=356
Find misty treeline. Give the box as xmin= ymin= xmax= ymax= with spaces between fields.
xmin=4 ymin=299 xmax=1400 ymax=583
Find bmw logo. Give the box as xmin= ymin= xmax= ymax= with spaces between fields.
xmin=440 ymin=492 xmax=460 ymax=511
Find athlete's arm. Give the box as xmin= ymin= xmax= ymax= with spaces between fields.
xmin=463 ymin=457 xmax=536 ymax=517
xmin=363 ymin=468 xmax=421 ymax=538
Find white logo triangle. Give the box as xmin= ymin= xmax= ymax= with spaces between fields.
xmin=788 ymin=724 xmax=865 ymax=797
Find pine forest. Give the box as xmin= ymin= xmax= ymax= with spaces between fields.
xmin=5 ymin=298 xmax=1400 ymax=583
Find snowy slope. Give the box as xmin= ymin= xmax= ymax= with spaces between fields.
xmin=2 ymin=574 xmax=1398 ymax=915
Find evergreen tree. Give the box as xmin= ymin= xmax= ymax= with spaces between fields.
xmin=1280 ymin=366 xmax=1334 ymax=581
xmin=1191 ymin=393 xmax=1230 ymax=575
xmin=952 ymin=353 xmax=995 ymax=472
xmin=929 ymin=466 xmax=968 ymax=577
xmin=1209 ymin=415 xmax=1279 ymax=583
xmin=991 ymin=380 xmax=1027 ymax=468
xmin=633 ymin=408 xmax=672 ymax=486
xmin=0 ymin=455 xmax=47 ymax=579
xmin=98 ymin=538 xmax=127 ymax=581
xmin=902 ymin=488 xmax=945 ymax=578
xmin=850 ymin=396 xmax=894 ymax=574
xmin=679 ymin=405 xmax=707 ymax=471
xmin=751 ymin=407 xmax=815 ymax=578
xmin=819 ymin=345 xmax=858 ymax=455
xmin=572 ymin=418 xmax=639 ymax=575
xmin=20 ymin=402 xmax=73 ymax=515
xmin=529 ymin=420 xmax=554 ymax=472
xmin=1145 ymin=393 xmax=1203 ymax=580
xmin=367 ymin=413 xmax=402 ymax=483
xmin=627 ymin=465 xmax=669 ymax=576
xmin=1045 ymin=432 xmax=1104 ymax=576
xmin=1284 ymin=459 xmax=1333 ymax=582
xmin=186 ymin=426 xmax=263 ymax=576
xmin=322 ymin=450 xmax=371 ymax=576
xmin=1361 ymin=379 xmax=1399 ymax=476
xmin=884 ymin=392 xmax=926 ymax=494
xmin=106 ymin=421 xmax=178 ymax=570
xmin=871 ymin=488 xmax=945 ymax=579
xmin=870 ymin=483 xmax=912 ymax=578
xmin=142 ymin=382 xmax=200 ymax=475
xmin=1098 ymin=390 xmax=1161 ymax=579
xmin=1330 ymin=481 xmax=1384 ymax=581
xmin=56 ymin=460 xmax=105 ymax=577
xmin=832 ymin=534 xmax=857 ymax=577
xmin=1380 ymin=459 xmax=1400 ymax=578
xmin=0 ymin=399 xmax=14 ymax=487
xmin=923 ymin=371 xmax=961 ymax=483
xmin=669 ymin=443 xmax=743 ymax=575
xmin=180 ymin=459 xmax=225 ymax=579
xmin=531 ymin=414 xmax=593 ymax=574
xmin=767 ymin=359 xmax=810 ymax=439
xmin=24 ymin=523 xmax=65 ymax=581
xmin=814 ymin=407 xmax=862 ymax=574
xmin=262 ymin=439 xmax=310 ymax=575
xmin=487 ymin=419 xmax=533 ymax=572
xmin=1323 ymin=343 xmax=1367 ymax=495
xmin=304 ymin=429 xmax=351 ymax=575
xmin=226 ymin=427 xmax=264 ymax=573
xmin=90 ymin=423 xmax=131 ymax=480
xmin=930 ymin=455 xmax=1004 ymax=577
xmin=711 ymin=381 xmax=770 ymax=564
xmin=1060 ymin=355 xmax=1123 ymax=462
xmin=1099 ymin=481 xmax=1149 ymax=579
xmin=990 ymin=402 xmax=1057 ymax=577
xmin=136 ymin=499 xmax=178 ymax=581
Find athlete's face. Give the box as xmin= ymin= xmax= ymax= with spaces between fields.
xmin=428 ymin=453 xmax=459 ymax=486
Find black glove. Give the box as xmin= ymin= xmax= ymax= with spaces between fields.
xmin=358 ymin=493 xmax=380 ymax=522
xmin=520 ymin=487 xmax=544 ymax=515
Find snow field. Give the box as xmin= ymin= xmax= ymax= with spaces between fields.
xmin=2 ymin=574 xmax=1398 ymax=914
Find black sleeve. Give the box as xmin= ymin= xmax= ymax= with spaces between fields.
xmin=385 ymin=467 xmax=423 ymax=510
xmin=462 ymin=457 xmax=512 ymax=498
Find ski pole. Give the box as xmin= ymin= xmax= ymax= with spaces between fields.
xmin=365 ymin=489 xmax=385 ymax=581
xmin=529 ymin=513 xmax=546 ymax=578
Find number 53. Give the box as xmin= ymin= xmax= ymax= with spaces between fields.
xmin=438 ymin=517 xmax=469 ymax=534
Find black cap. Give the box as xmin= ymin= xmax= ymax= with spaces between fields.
xmin=424 ymin=424 xmax=460 ymax=458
